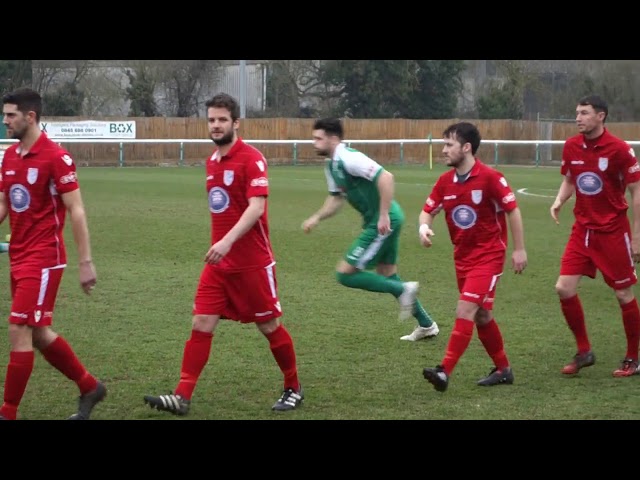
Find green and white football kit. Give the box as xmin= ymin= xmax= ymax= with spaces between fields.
xmin=324 ymin=143 xmax=438 ymax=340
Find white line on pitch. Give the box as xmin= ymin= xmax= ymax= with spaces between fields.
xmin=516 ymin=188 xmax=556 ymax=198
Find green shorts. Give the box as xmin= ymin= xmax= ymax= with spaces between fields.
xmin=344 ymin=217 xmax=404 ymax=270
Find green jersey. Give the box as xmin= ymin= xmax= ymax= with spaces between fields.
xmin=325 ymin=143 xmax=403 ymax=225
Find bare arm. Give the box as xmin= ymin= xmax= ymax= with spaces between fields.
xmin=223 ymin=195 xmax=265 ymax=244
xmin=506 ymin=207 xmax=527 ymax=273
xmin=375 ymin=170 xmax=394 ymax=235
xmin=205 ymin=196 xmax=265 ymax=264
xmin=507 ymin=207 xmax=526 ymax=251
xmin=302 ymin=195 xmax=345 ymax=233
xmin=628 ymin=180 xmax=640 ymax=263
xmin=550 ymin=176 xmax=576 ymax=224
xmin=377 ymin=170 xmax=394 ymax=217
xmin=0 ymin=192 xmax=8 ymax=225
xmin=61 ymin=189 xmax=96 ymax=294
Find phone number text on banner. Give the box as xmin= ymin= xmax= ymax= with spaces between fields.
xmin=40 ymin=120 xmax=136 ymax=139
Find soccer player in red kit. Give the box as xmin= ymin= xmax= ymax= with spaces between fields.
xmin=0 ymin=87 xmax=105 ymax=420
xmin=144 ymin=93 xmax=303 ymax=414
xmin=550 ymin=95 xmax=640 ymax=377
xmin=419 ymin=122 xmax=527 ymax=392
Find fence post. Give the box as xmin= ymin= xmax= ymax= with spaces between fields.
xmin=293 ymin=142 xmax=298 ymax=166
xmin=400 ymin=142 xmax=404 ymax=165
xmin=179 ymin=142 xmax=184 ymax=167
xmin=428 ymin=133 xmax=433 ymax=170
xmin=535 ymin=143 xmax=540 ymax=167
xmin=119 ymin=142 xmax=124 ymax=167
xmin=493 ymin=142 xmax=499 ymax=166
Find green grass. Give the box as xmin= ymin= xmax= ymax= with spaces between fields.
xmin=2 ymin=163 xmax=640 ymax=420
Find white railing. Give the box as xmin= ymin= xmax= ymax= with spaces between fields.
xmin=2 ymin=138 xmax=640 ymax=167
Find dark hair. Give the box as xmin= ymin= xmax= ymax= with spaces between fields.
xmin=313 ymin=117 xmax=344 ymax=139
xmin=443 ymin=121 xmax=481 ymax=155
xmin=205 ymin=93 xmax=240 ymax=122
xmin=2 ymin=87 xmax=42 ymax=122
xmin=578 ymin=94 xmax=608 ymax=122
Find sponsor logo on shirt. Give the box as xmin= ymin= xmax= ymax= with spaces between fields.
xmin=59 ymin=172 xmax=77 ymax=184
xmin=503 ymin=192 xmax=516 ymax=204
xmin=576 ymin=172 xmax=603 ymax=196
xmin=9 ymin=184 xmax=30 ymax=212
xmin=451 ymin=205 xmax=477 ymax=230
xmin=208 ymin=186 xmax=230 ymax=214
xmin=250 ymin=177 xmax=268 ymax=187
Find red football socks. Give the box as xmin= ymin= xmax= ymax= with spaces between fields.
xmin=175 ymin=329 xmax=214 ymax=400
xmin=560 ymin=295 xmax=591 ymax=354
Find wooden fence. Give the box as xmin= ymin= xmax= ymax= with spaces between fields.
xmin=40 ymin=117 xmax=640 ymax=167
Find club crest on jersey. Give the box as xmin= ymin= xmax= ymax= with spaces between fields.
xmin=9 ymin=184 xmax=30 ymax=212
xmin=208 ymin=186 xmax=230 ymax=213
xmin=598 ymin=157 xmax=608 ymax=171
xmin=576 ymin=172 xmax=603 ymax=196
xmin=451 ymin=204 xmax=477 ymax=230
xmin=224 ymin=170 xmax=234 ymax=186
xmin=471 ymin=190 xmax=482 ymax=204
xmin=27 ymin=168 xmax=38 ymax=185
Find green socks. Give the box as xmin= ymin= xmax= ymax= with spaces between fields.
xmin=335 ymin=271 xmax=435 ymax=328
xmin=387 ymin=273 xmax=435 ymax=328
xmin=336 ymin=271 xmax=404 ymax=296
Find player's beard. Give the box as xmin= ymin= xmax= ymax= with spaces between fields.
xmin=211 ymin=129 xmax=234 ymax=146
xmin=445 ymin=153 xmax=464 ymax=168
xmin=315 ymin=147 xmax=330 ymax=157
xmin=7 ymin=121 xmax=27 ymax=140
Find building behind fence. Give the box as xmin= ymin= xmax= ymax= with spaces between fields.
xmin=3 ymin=117 xmax=640 ymax=167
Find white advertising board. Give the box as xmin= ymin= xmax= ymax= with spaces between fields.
xmin=39 ymin=120 xmax=136 ymax=139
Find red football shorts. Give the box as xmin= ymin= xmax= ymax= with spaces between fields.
xmin=560 ymin=221 xmax=637 ymax=289
xmin=9 ymin=266 xmax=65 ymax=327
xmin=192 ymin=263 xmax=283 ymax=323
xmin=456 ymin=266 xmax=503 ymax=311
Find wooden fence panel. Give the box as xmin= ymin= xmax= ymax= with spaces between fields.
xmin=40 ymin=117 xmax=640 ymax=166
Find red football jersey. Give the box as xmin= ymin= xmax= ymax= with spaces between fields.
xmin=422 ymin=159 xmax=518 ymax=271
xmin=205 ymin=138 xmax=275 ymax=272
xmin=561 ymin=128 xmax=640 ymax=232
xmin=0 ymin=133 xmax=79 ymax=269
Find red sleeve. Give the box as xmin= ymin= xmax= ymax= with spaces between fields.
xmin=245 ymin=153 xmax=269 ymax=199
xmin=51 ymin=149 xmax=79 ymax=194
xmin=490 ymin=170 xmax=518 ymax=213
xmin=422 ymin=176 xmax=443 ymax=214
xmin=560 ymin=140 xmax=571 ymax=177
xmin=621 ymin=142 xmax=640 ymax=184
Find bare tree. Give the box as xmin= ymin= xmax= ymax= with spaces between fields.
xmin=157 ymin=60 xmax=221 ymax=117
xmin=32 ymin=60 xmax=93 ymax=96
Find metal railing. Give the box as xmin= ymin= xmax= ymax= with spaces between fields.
xmin=2 ymin=138 xmax=640 ymax=167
